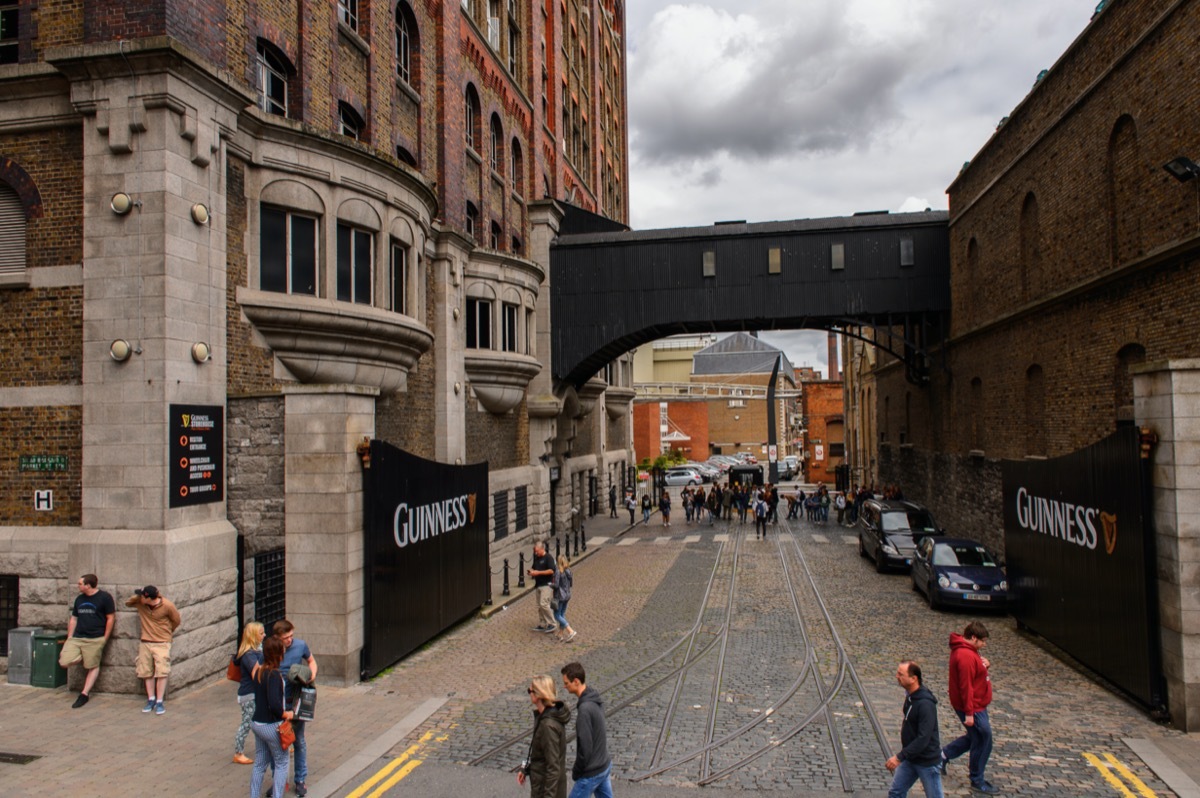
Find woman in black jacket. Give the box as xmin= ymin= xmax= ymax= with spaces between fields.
xmin=250 ymin=635 xmax=293 ymax=798
xmin=516 ymin=675 xmax=571 ymax=798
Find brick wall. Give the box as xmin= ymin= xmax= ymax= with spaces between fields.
xmin=803 ymin=381 xmax=844 ymax=484
xmin=226 ymin=396 xmax=285 ymax=556
xmin=225 ymin=160 xmax=278 ymax=395
xmin=663 ymin=400 xmax=708 ymax=460
xmin=465 ymin=395 xmax=526 ymax=468
xmin=0 ymin=406 xmax=82 ymax=525
xmin=2 ymin=130 xmax=83 ymax=270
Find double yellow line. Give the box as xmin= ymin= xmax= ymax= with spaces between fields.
xmin=346 ymin=730 xmax=446 ymax=798
xmin=1083 ymin=752 xmax=1157 ymax=798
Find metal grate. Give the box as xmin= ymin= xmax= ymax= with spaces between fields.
xmin=493 ymin=490 xmax=509 ymax=541
xmin=254 ymin=549 xmax=286 ymax=632
xmin=0 ymin=574 xmax=17 ymax=656
xmin=514 ymin=485 xmax=528 ymax=532
xmin=0 ymin=752 xmax=41 ymax=765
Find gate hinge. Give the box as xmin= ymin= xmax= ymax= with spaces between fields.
xmin=1139 ymin=427 xmax=1158 ymax=460
xmin=356 ymin=437 xmax=372 ymax=469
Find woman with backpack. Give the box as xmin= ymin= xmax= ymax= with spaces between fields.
xmin=232 ymin=621 xmax=265 ymax=765
xmin=552 ymin=555 xmax=576 ymax=643
xmin=249 ymin=636 xmax=293 ymax=798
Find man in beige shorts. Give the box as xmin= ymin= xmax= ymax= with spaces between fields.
xmin=59 ymin=573 xmax=115 ymax=708
xmin=124 ymin=585 xmax=181 ymax=715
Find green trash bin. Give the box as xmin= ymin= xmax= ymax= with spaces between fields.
xmin=31 ymin=631 xmax=68 ymax=688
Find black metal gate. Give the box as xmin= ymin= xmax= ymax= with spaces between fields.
xmin=1002 ymin=427 xmax=1164 ymax=711
xmin=254 ymin=548 xmax=287 ymax=633
xmin=361 ymin=441 xmax=489 ymax=679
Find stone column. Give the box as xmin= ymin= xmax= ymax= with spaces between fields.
xmin=526 ymin=201 xmax=564 ymax=463
xmin=283 ymin=384 xmax=377 ymax=685
xmin=1134 ymin=359 xmax=1200 ymax=730
xmin=429 ymin=229 xmax=468 ymax=464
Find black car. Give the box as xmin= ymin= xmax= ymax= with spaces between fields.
xmin=910 ymin=536 xmax=1009 ymax=610
xmin=857 ymin=499 xmax=941 ymax=573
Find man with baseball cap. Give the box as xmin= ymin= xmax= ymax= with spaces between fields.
xmin=125 ymin=585 xmax=181 ymax=715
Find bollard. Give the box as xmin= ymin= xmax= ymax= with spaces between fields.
xmin=572 ymin=528 xmax=579 ymax=557
xmin=518 ymin=552 xmax=526 ymax=588
xmin=555 ymin=536 xmax=561 ymax=559
xmin=581 ymin=523 xmax=587 ymax=552
xmin=502 ymin=559 xmax=511 ymax=596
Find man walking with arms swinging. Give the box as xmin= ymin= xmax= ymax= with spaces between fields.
xmin=942 ymin=621 xmax=998 ymax=794
xmin=561 ymin=661 xmax=613 ymax=798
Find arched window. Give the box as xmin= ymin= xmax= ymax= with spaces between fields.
xmin=0 ymin=182 xmax=26 ymax=274
xmin=1019 ymin=192 xmax=1039 ymax=302
xmin=490 ymin=114 xmax=503 ymax=173
xmin=395 ymin=2 xmax=416 ymax=85
xmin=338 ymin=102 xmax=364 ymax=140
xmin=489 ymin=220 xmax=502 ymax=250
xmin=464 ymin=85 xmax=481 ymax=151
xmin=465 ymin=201 xmax=479 ymax=241
xmin=1025 ymin=364 xmax=1045 ymax=456
xmin=510 ymin=138 xmax=524 ymax=195
xmin=1107 ymin=115 xmax=1142 ymax=265
xmin=1114 ymin=343 xmax=1146 ymax=428
xmin=256 ymin=40 xmax=292 ymax=117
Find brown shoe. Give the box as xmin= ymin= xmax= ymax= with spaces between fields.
xmin=233 ymin=753 xmax=253 ymax=765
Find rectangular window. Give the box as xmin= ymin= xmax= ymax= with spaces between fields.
xmin=0 ymin=3 xmax=17 ymax=66
xmin=466 ymin=297 xmax=492 ymax=349
xmin=338 ymin=0 xmax=358 ymax=30
xmin=493 ymin=490 xmax=509 ymax=541
xmin=257 ymin=49 xmax=287 ymax=116
xmin=390 ymin=241 xmax=408 ymax=315
xmin=0 ymin=574 xmax=16 ymax=656
xmin=260 ymin=206 xmax=317 ymax=295
xmin=501 ymin=302 xmax=519 ymax=352
xmin=525 ymin=308 xmax=534 ymax=354
xmin=830 ymin=442 xmax=846 ymax=458
xmin=515 ymin=485 xmax=528 ymax=532
xmin=337 ymin=223 xmax=373 ymax=305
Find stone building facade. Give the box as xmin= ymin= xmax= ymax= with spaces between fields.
xmin=0 ymin=0 xmax=632 ymax=691
xmin=866 ymin=0 xmax=1200 ymax=728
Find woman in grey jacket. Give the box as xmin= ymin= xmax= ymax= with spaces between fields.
xmin=518 ymin=675 xmax=571 ymax=798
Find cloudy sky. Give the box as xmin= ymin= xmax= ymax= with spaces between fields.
xmin=623 ymin=0 xmax=1100 ymax=375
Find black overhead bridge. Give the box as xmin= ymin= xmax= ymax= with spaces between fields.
xmin=550 ymin=209 xmax=952 ymax=389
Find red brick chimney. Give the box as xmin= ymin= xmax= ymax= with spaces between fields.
xmin=827 ymin=332 xmax=839 ymax=381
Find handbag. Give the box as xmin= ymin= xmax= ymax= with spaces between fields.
xmin=279 ymin=719 xmax=295 ymax=750
xmin=226 ymin=654 xmax=241 ymax=682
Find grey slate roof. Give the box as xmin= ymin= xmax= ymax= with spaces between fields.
xmin=692 ymin=332 xmax=796 ymax=383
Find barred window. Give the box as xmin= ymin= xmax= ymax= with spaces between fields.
xmin=493 ymin=490 xmax=509 ymax=541
xmin=515 ymin=485 xmax=528 ymax=532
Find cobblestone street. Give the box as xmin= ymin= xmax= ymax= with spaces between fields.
xmin=357 ymin=503 xmax=1181 ymax=796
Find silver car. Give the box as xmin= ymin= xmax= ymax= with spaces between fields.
xmin=663 ymin=467 xmax=703 ymax=486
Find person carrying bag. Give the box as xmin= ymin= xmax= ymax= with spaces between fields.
xmin=249 ymin=636 xmax=294 ymax=798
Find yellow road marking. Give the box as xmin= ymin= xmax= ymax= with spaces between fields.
xmin=345 ymin=731 xmax=434 ymax=798
xmin=366 ymin=758 xmax=423 ymax=797
xmin=1083 ymin=752 xmax=1157 ymax=798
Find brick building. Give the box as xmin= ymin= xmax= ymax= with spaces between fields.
xmin=0 ymin=0 xmax=632 ymax=690
xmin=799 ymin=380 xmax=843 ymax=485
xmin=864 ymin=0 xmax=1200 ymax=728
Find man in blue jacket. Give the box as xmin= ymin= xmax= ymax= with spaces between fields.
xmin=885 ymin=660 xmax=943 ymax=798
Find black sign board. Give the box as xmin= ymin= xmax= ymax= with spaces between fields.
xmin=361 ymin=440 xmax=489 ymax=679
xmin=1002 ymin=427 xmax=1163 ymax=710
xmin=168 ymin=404 xmax=224 ymax=508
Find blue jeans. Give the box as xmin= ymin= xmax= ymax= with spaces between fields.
xmin=292 ymin=718 xmax=308 ymax=785
xmin=250 ymin=720 xmax=289 ymax=798
xmin=554 ymin=598 xmax=570 ymax=630
xmin=943 ymin=708 xmax=993 ymax=787
xmin=569 ymin=762 xmax=613 ymax=798
xmin=888 ymin=760 xmax=943 ymax=798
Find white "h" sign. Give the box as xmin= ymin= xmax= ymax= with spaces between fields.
xmin=34 ymin=490 xmax=53 ymax=511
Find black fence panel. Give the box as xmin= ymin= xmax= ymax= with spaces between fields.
xmin=0 ymin=574 xmax=17 ymax=656
xmin=1002 ymin=427 xmax=1163 ymax=710
xmin=254 ymin=548 xmax=287 ymax=632
xmin=361 ymin=441 xmax=489 ymax=679
xmin=515 ymin=486 xmax=528 ymax=532
xmin=494 ymin=490 xmax=509 ymax=541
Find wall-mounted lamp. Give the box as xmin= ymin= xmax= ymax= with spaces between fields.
xmin=110 ymin=193 xmax=139 ymax=215
xmin=191 ymin=342 xmax=211 ymax=363
xmin=452 ymin=307 xmax=460 ymax=320
xmin=453 ymin=381 xmax=461 ymax=395
xmin=1164 ymin=156 xmax=1200 ymax=183
xmin=190 ymin=203 xmax=210 ymax=224
xmin=110 ymin=339 xmax=133 ymax=362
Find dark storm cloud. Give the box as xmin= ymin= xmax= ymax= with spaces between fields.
xmin=629 ymin=4 xmax=912 ymax=166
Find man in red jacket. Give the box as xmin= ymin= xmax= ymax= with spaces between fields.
xmin=941 ymin=621 xmax=998 ymax=795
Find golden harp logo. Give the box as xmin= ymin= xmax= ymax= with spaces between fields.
xmin=467 ymin=493 xmax=477 ymax=523
xmin=181 ymin=414 xmax=191 ymax=428
xmin=1100 ymin=511 xmax=1118 ymax=555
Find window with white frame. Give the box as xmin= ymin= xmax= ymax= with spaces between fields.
xmin=490 ymin=115 xmax=502 ymax=173
xmin=0 ymin=2 xmax=17 ymax=65
xmin=465 ymin=202 xmax=479 ymax=240
xmin=501 ymin=302 xmax=519 ymax=352
xmin=464 ymin=86 xmax=480 ymax=151
xmin=257 ymin=43 xmax=288 ymax=117
xmin=339 ymin=102 xmax=363 ymax=140
xmin=336 ymin=222 xmax=373 ymax=305
xmin=466 ymin=297 xmax=492 ymax=349
xmin=395 ymin=4 xmax=412 ymax=84
xmin=338 ymin=0 xmax=358 ymax=31
xmin=389 ymin=239 xmax=408 ymax=315
xmin=525 ymin=307 xmax=534 ymax=354
xmin=260 ymin=206 xmax=317 ymax=295
xmin=489 ymin=221 xmax=502 ymax=250
xmin=510 ymin=139 xmax=523 ymax=194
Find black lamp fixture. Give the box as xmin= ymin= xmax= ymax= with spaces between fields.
xmin=1163 ymin=156 xmax=1200 ymax=183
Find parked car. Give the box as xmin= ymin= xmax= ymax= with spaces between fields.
xmin=910 ymin=536 xmax=1008 ymax=611
xmin=779 ymin=455 xmax=799 ymax=479
xmin=735 ymin=452 xmax=758 ymax=464
xmin=705 ymin=457 xmax=733 ymax=474
xmin=663 ymin=467 xmax=703 ymax=486
xmin=687 ymin=461 xmax=719 ymax=482
xmin=857 ymin=499 xmax=942 ymax=573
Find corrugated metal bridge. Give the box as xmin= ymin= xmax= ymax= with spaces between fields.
xmin=550 ymin=209 xmax=951 ymax=388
